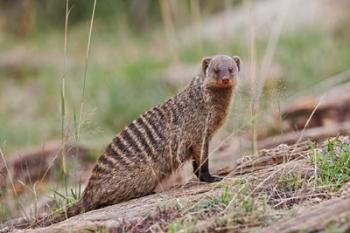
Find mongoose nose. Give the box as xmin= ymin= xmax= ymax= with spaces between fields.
xmin=222 ymin=76 xmax=230 ymax=84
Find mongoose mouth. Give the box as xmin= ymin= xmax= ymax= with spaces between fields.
xmin=207 ymin=79 xmax=236 ymax=89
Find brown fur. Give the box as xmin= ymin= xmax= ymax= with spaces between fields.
xmin=10 ymin=54 xmax=240 ymax=229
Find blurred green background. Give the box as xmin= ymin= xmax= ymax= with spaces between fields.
xmin=0 ymin=0 xmax=349 ymax=153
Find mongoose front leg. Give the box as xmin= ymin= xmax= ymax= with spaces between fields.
xmin=193 ymin=160 xmax=222 ymax=182
xmin=191 ymin=141 xmax=223 ymax=183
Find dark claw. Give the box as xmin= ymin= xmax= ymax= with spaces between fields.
xmin=200 ymin=174 xmax=223 ymax=183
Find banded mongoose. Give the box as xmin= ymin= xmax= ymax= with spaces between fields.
xmin=16 ymin=54 xmax=240 ymax=228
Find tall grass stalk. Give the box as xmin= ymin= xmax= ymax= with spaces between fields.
xmin=0 ymin=147 xmax=16 ymax=196
xmin=67 ymin=0 xmax=96 ymax=204
xmin=247 ymin=0 xmax=258 ymax=156
xmin=249 ymin=0 xmax=289 ymax=155
xmin=76 ymin=0 xmax=97 ymax=145
xmin=296 ymin=95 xmax=324 ymax=144
xmin=159 ymin=0 xmax=178 ymax=62
xmin=255 ymin=0 xmax=289 ymax=103
xmin=0 ymin=147 xmax=28 ymax=220
xmin=61 ymin=0 xmax=70 ymax=178
xmin=190 ymin=0 xmax=203 ymax=55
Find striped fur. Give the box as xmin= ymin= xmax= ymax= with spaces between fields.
xmin=13 ymin=55 xmax=240 ymax=229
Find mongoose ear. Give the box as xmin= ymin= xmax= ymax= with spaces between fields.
xmin=232 ymin=56 xmax=241 ymax=72
xmin=201 ymin=57 xmax=211 ymax=74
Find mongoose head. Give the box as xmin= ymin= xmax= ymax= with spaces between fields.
xmin=201 ymin=55 xmax=240 ymax=89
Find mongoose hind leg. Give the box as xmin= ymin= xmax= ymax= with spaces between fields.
xmin=83 ymin=163 xmax=160 ymax=208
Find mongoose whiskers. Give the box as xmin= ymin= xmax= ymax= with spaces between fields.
xmin=12 ymin=54 xmax=241 ymax=229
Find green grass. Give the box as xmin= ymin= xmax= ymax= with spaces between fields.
xmin=312 ymin=137 xmax=350 ymax=191
xmin=167 ymin=181 xmax=272 ymax=232
xmin=51 ymin=187 xmax=81 ymax=213
xmin=0 ymin=206 xmax=10 ymax=222
xmin=276 ymin=174 xmax=304 ymax=193
xmin=325 ymin=223 xmax=345 ymax=233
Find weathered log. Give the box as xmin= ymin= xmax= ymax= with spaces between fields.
xmin=258 ymin=122 xmax=350 ymax=149
xmin=281 ymin=83 xmax=350 ymax=132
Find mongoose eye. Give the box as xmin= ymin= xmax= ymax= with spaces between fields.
xmin=213 ymin=68 xmax=219 ymax=74
xmin=228 ymin=68 xmax=233 ymax=73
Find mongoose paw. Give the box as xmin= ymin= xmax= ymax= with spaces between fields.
xmin=200 ymin=175 xmax=223 ymax=183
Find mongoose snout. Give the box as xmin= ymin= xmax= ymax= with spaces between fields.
xmin=221 ymin=76 xmax=230 ymax=84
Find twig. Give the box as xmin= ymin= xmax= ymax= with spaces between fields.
xmin=0 ymin=147 xmax=16 ymax=196
xmin=296 ymin=95 xmax=324 ymax=144
xmin=273 ymin=193 xmax=326 ymax=208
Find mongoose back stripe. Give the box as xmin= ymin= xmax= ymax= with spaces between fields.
xmin=113 ymin=136 xmax=127 ymax=153
xmin=164 ymin=101 xmax=176 ymax=121
xmin=113 ymin=136 xmax=135 ymax=165
xmin=98 ymin=153 xmax=116 ymax=168
xmin=125 ymin=126 xmax=156 ymax=164
xmin=168 ymin=103 xmax=179 ymax=124
xmin=133 ymin=151 xmax=148 ymax=163
xmin=119 ymin=128 xmax=149 ymax=165
xmin=132 ymin=120 xmax=158 ymax=156
xmin=120 ymin=128 xmax=140 ymax=153
xmin=128 ymin=122 xmax=153 ymax=155
xmin=124 ymin=128 xmax=143 ymax=153
xmin=93 ymin=163 xmax=106 ymax=175
xmin=105 ymin=144 xmax=129 ymax=167
xmin=145 ymin=112 xmax=165 ymax=141
xmin=137 ymin=116 xmax=158 ymax=149
xmin=152 ymin=106 xmax=165 ymax=119
xmin=125 ymin=123 xmax=159 ymax=177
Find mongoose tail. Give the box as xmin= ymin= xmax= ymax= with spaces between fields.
xmin=34 ymin=200 xmax=87 ymax=228
xmin=4 ymin=200 xmax=87 ymax=230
